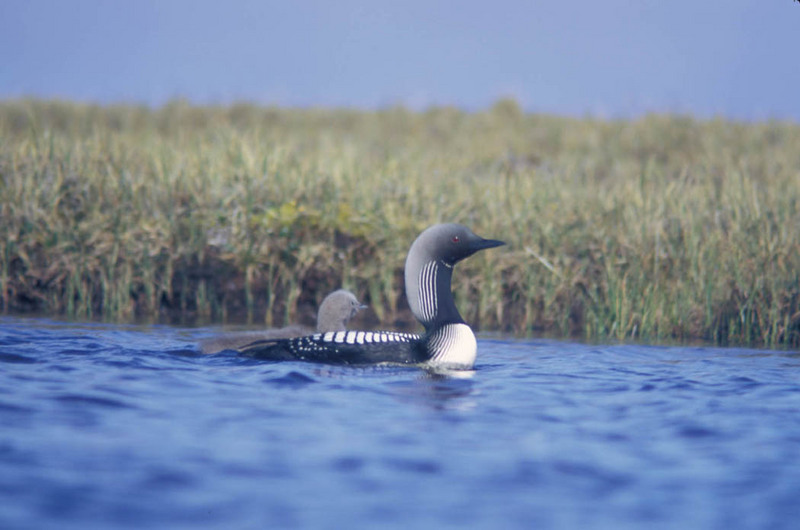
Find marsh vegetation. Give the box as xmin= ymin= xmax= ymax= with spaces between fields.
xmin=1 ymin=99 xmax=798 ymax=346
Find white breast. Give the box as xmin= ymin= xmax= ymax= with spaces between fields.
xmin=427 ymin=323 xmax=477 ymax=369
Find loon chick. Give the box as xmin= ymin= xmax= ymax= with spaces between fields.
xmin=198 ymin=289 xmax=365 ymax=354
xmin=238 ymin=224 xmax=504 ymax=369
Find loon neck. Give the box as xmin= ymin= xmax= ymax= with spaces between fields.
xmin=408 ymin=259 xmax=465 ymax=332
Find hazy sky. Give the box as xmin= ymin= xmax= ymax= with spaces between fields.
xmin=2 ymin=0 xmax=798 ymax=120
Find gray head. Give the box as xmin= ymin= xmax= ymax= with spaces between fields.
xmin=316 ymin=289 xmax=367 ymax=332
xmin=404 ymin=223 xmax=505 ymax=329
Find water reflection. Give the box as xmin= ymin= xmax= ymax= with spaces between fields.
xmin=387 ymin=369 xmax=477 ymax=411
xmin=306 ymin=363 xmax=478 ymax=411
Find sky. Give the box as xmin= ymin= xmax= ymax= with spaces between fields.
xmin=1 ymin=0 xmax=799 ymax=120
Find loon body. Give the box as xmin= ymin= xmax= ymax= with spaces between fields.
xmin=239 ymin=224 xmax=504 ymax=369
xmin=199 ymin=289 xmax=365 ymax=354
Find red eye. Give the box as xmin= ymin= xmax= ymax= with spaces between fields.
xmin=452 ymin=236 xmax=460 ymax=243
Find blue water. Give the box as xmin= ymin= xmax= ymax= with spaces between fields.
xmin=1 ymin=317 xmax=799 ymax=530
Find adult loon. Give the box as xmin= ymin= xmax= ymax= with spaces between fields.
xmin=238 ymin=224 xmax=504 ymax=369
xmin=198 ymin=289 xmax=366 ymax=354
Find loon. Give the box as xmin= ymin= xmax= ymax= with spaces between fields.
xmin=198 ymin=289 xmax=366 ymax=354
xmin=238 ymin=224 xmax=504 ymax=369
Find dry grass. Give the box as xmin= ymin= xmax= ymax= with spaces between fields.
xmin=1 ymin=99 xmax=798 ymax=346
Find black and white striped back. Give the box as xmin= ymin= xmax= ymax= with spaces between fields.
xmin=239 ymin=330 xmax=427 ymax=365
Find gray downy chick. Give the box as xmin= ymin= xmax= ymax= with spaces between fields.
xmin=198 ymin=289 xmax=366 ymax=354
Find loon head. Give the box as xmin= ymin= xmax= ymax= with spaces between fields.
xmin=404 ymin=223 xmax=505 ymax=330
xmin=316 ymin=289 xmax=367 ymax=332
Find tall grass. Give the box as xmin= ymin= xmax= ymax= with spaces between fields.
xmin=1 ymin=99 xmax=798 ymax=346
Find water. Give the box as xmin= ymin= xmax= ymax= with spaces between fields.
xmin=1 ymin=317 xmax=799 ymax=530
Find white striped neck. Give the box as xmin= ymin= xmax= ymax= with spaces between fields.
xmin=408 ymin=259 xmax=464 ymax=331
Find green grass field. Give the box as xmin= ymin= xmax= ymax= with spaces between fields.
xmin=1 ymin=99 xmax=798 ymax=346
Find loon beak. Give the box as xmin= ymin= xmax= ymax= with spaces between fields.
xmin=459 ymin=236 xmax=504 ymax=261
xmin=472 ymin=237 xmax=505 ymax=251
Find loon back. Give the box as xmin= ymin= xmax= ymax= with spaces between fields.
xmin=238 ymin=330 xmax=426 ymax=365
xmin=238 ymin=324 xmax=477 ymax=369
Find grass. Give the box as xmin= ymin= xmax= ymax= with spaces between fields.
xmin=1 ymin=98 xmax=799 ymax=347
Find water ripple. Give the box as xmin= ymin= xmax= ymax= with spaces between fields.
xmin=0 ymin=352 xmax=38 ymax=364
xmin=54 ymin=393 xmax=136 ymax=410
xmin=265 ymin=370 xmax=318 ymax=387
xmin=1 ymin=318 xmax=799 ymax=530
